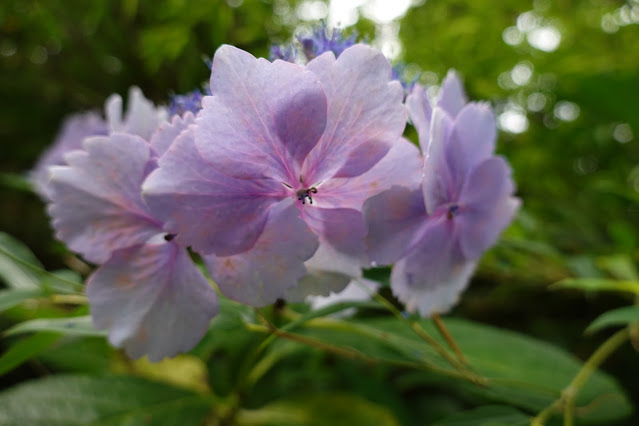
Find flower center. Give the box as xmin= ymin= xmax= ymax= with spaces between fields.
xmin=296 ymin=187 xmax=318 ymax=204
xmin=446 ymin=204 xmax=460 ymax=220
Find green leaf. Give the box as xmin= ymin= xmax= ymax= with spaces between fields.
xmin=237 ymin=393 xmax=399 ymax=426
xmin=586 ymin=305 xmax=639 ymax=333
xmin=551 ymin=278 xmax=639 ymax=295
xmin=0 ymin=375 xmax=213 ymax=426
xmin=287 ymin=316 xmax=631 ymax=423
xmin=433 ymin=405 xmax=530 ymax=426
xmin=0 ymin=232 xmax=44 ymax=289
xmin=0 ymin=233 xmax=83 ymax=294
xmin=0 ymin=289 xmax=43 ymax=312
xmin=4 ymin=316 xmax=106 ymax=338
xmin=0 ymin=333 xmax=60 ymax=376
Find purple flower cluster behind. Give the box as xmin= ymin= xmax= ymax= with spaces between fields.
xmin=33 ymin=42 xmax=518 ymax=361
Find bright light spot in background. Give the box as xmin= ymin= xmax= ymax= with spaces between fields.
xmin=511 ymin=62 xmax=533 ymax=86
xmin=502 ymin=26 xmax=524 ymax=45
xmin=297 ymin=1 xmax=329 ymax=21
xmin=527 ymin=26 xmax=561 ymax=52
xmin=326 ymin=0 xmax=419 ymax=60
xmin=363 ymin=0 xmax=412 ymax=24
xmin=554 ymin=101 xmax=580 ymax=122
xmin=498 ymin=105 xmax=529 ymax=134
xmin=527 ymin=92 xmax=546 ymax=112
xmin=517 ymin=11 xmax=541 ymax=32
xmin=328 ymin=0 xmax=366 ymax=27
xmin=613 ymin=123 xmax=633 ymax=143
xmin=375 ymin=21 xmax=402 ymax=60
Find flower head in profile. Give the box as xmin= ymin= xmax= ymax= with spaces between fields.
xmin=143 ymin=44 xmax=422 ymax=306
xmin=364 ymin=72 xmax=520 ymax=316
xmin=47 ymin=113 xmax=218 ymax=361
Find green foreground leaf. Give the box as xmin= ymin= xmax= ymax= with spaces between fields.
xmin=4 ymin=316 xmax=106 ymax=337
xmin=0 ymin=375 xmax=213 ymax=426
xmin=0 ymin=289 xmax=43 ymax=313
xmin=0 ymin=333 xmax=60 ymax=376
xmin=551 ymin=278 xmax=639 ymax=295
xmin=433 ymin=405 xmax=530 ymax=426
xmin=283 ymin=316 xmax=632 ymax=423
xmin=586 ymin=305 xmax=639 ymax=334
xmin=0 ymin=232 xmax=44 ymax=290
xmin=237 ymin=393 xmax=399 ymax=426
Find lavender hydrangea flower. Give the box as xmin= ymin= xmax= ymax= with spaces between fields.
xmin=47 ymin=113 xmax=218 ymax=361
xmin=364 ymin=74 xmax=520 ymax=316
xmin=30 ymin=112 xmax=108 ymax=198
xmin=143 ymin=44 xmax=422 ymax=306
xmin=31 ymin=87 xmax=168 ymax=199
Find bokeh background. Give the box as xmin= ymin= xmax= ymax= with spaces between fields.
xmin=2 ymin=0 xmax=639 ymax=424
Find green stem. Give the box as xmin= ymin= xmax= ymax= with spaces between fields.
xmin=531 ymin=328 xmax=629 ymax=426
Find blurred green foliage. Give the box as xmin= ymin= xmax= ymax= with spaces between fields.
xmin=2 ymin=0 xmax=639 ymax=424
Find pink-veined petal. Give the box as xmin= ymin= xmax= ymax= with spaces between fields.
xmin=303 ymin=45 xmax=406 ymax=183
xmin=318 ymin=137 xmax=423 ymax=210
xmin=88 ymin=240 xmax=218 ymax=362
xmin=390 ymin=217 xmax=476 ymax=316
xmin=457 ymin=156 xmax=520 ymax=259
xmin=47 ymin=133 xmax=161 ymax=264
xmin=196 ymin=45 xmax=326 ymax=182
xmin=203 ymin=199 xmax=319 ymax=306
xmin=150 ymin=112 xmax=195 ymax=158
xmin=363 ymin=186 xmax=427 ymax=266
xmin=142 ymin=127 xmax=286 ymax=256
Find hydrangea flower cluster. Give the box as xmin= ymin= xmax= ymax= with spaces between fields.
xmin=34 ymin=30 xmax=518 ymax=361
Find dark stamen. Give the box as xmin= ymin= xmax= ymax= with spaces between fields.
xmin=446 ymin=205 xmax=459 ymax=220
xmin=164 ymin=233 xmax=176 ymax=241
xmin=296 ymin=187 xmax=318 ymax=205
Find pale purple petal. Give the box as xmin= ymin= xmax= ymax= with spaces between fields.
xmin=392 ymin=254 xmax=476 ymax=317
xmin=106 ymin=87 xmax=168 ymax=140
xmin=142 ymin=127 xmax=286 ymax=256
xmin=406 ymin=84 xmax=432 ymax=151
xmin=87 ymin=240 xmax=218 ymax=362
xmin=390 ymin=217 xmax=476 ymax=316
xmin=47 ymin=133 xmax=161 ymax=264
xmin=423 ymin=108 xmax=456 ymax=214
xmin=457 ymin=157 xmax=520 ymax=259
xmin=437 ymin=70 xmax=467 ymax=117
xmin=203 ymin=200 xmax=319 ymax=306
xmin=149 ymin=112 xmax=195 ymax=158
xmin=30 ymin=112 xmax=108 ymax=199
xmin=303 ymin=45 xmax=406 ymax=183
xmin=196 ymin=45 xmax=326 ymax=182
xmin=301 ymin=206 xmax=367 ymax=265
xmin=363 ymin=186 xmax=427 ymax=265
xmin=446 ymin=103 xmax=496 ymax=185
xmin=318 ymin=137 xmax=423 ymax=210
